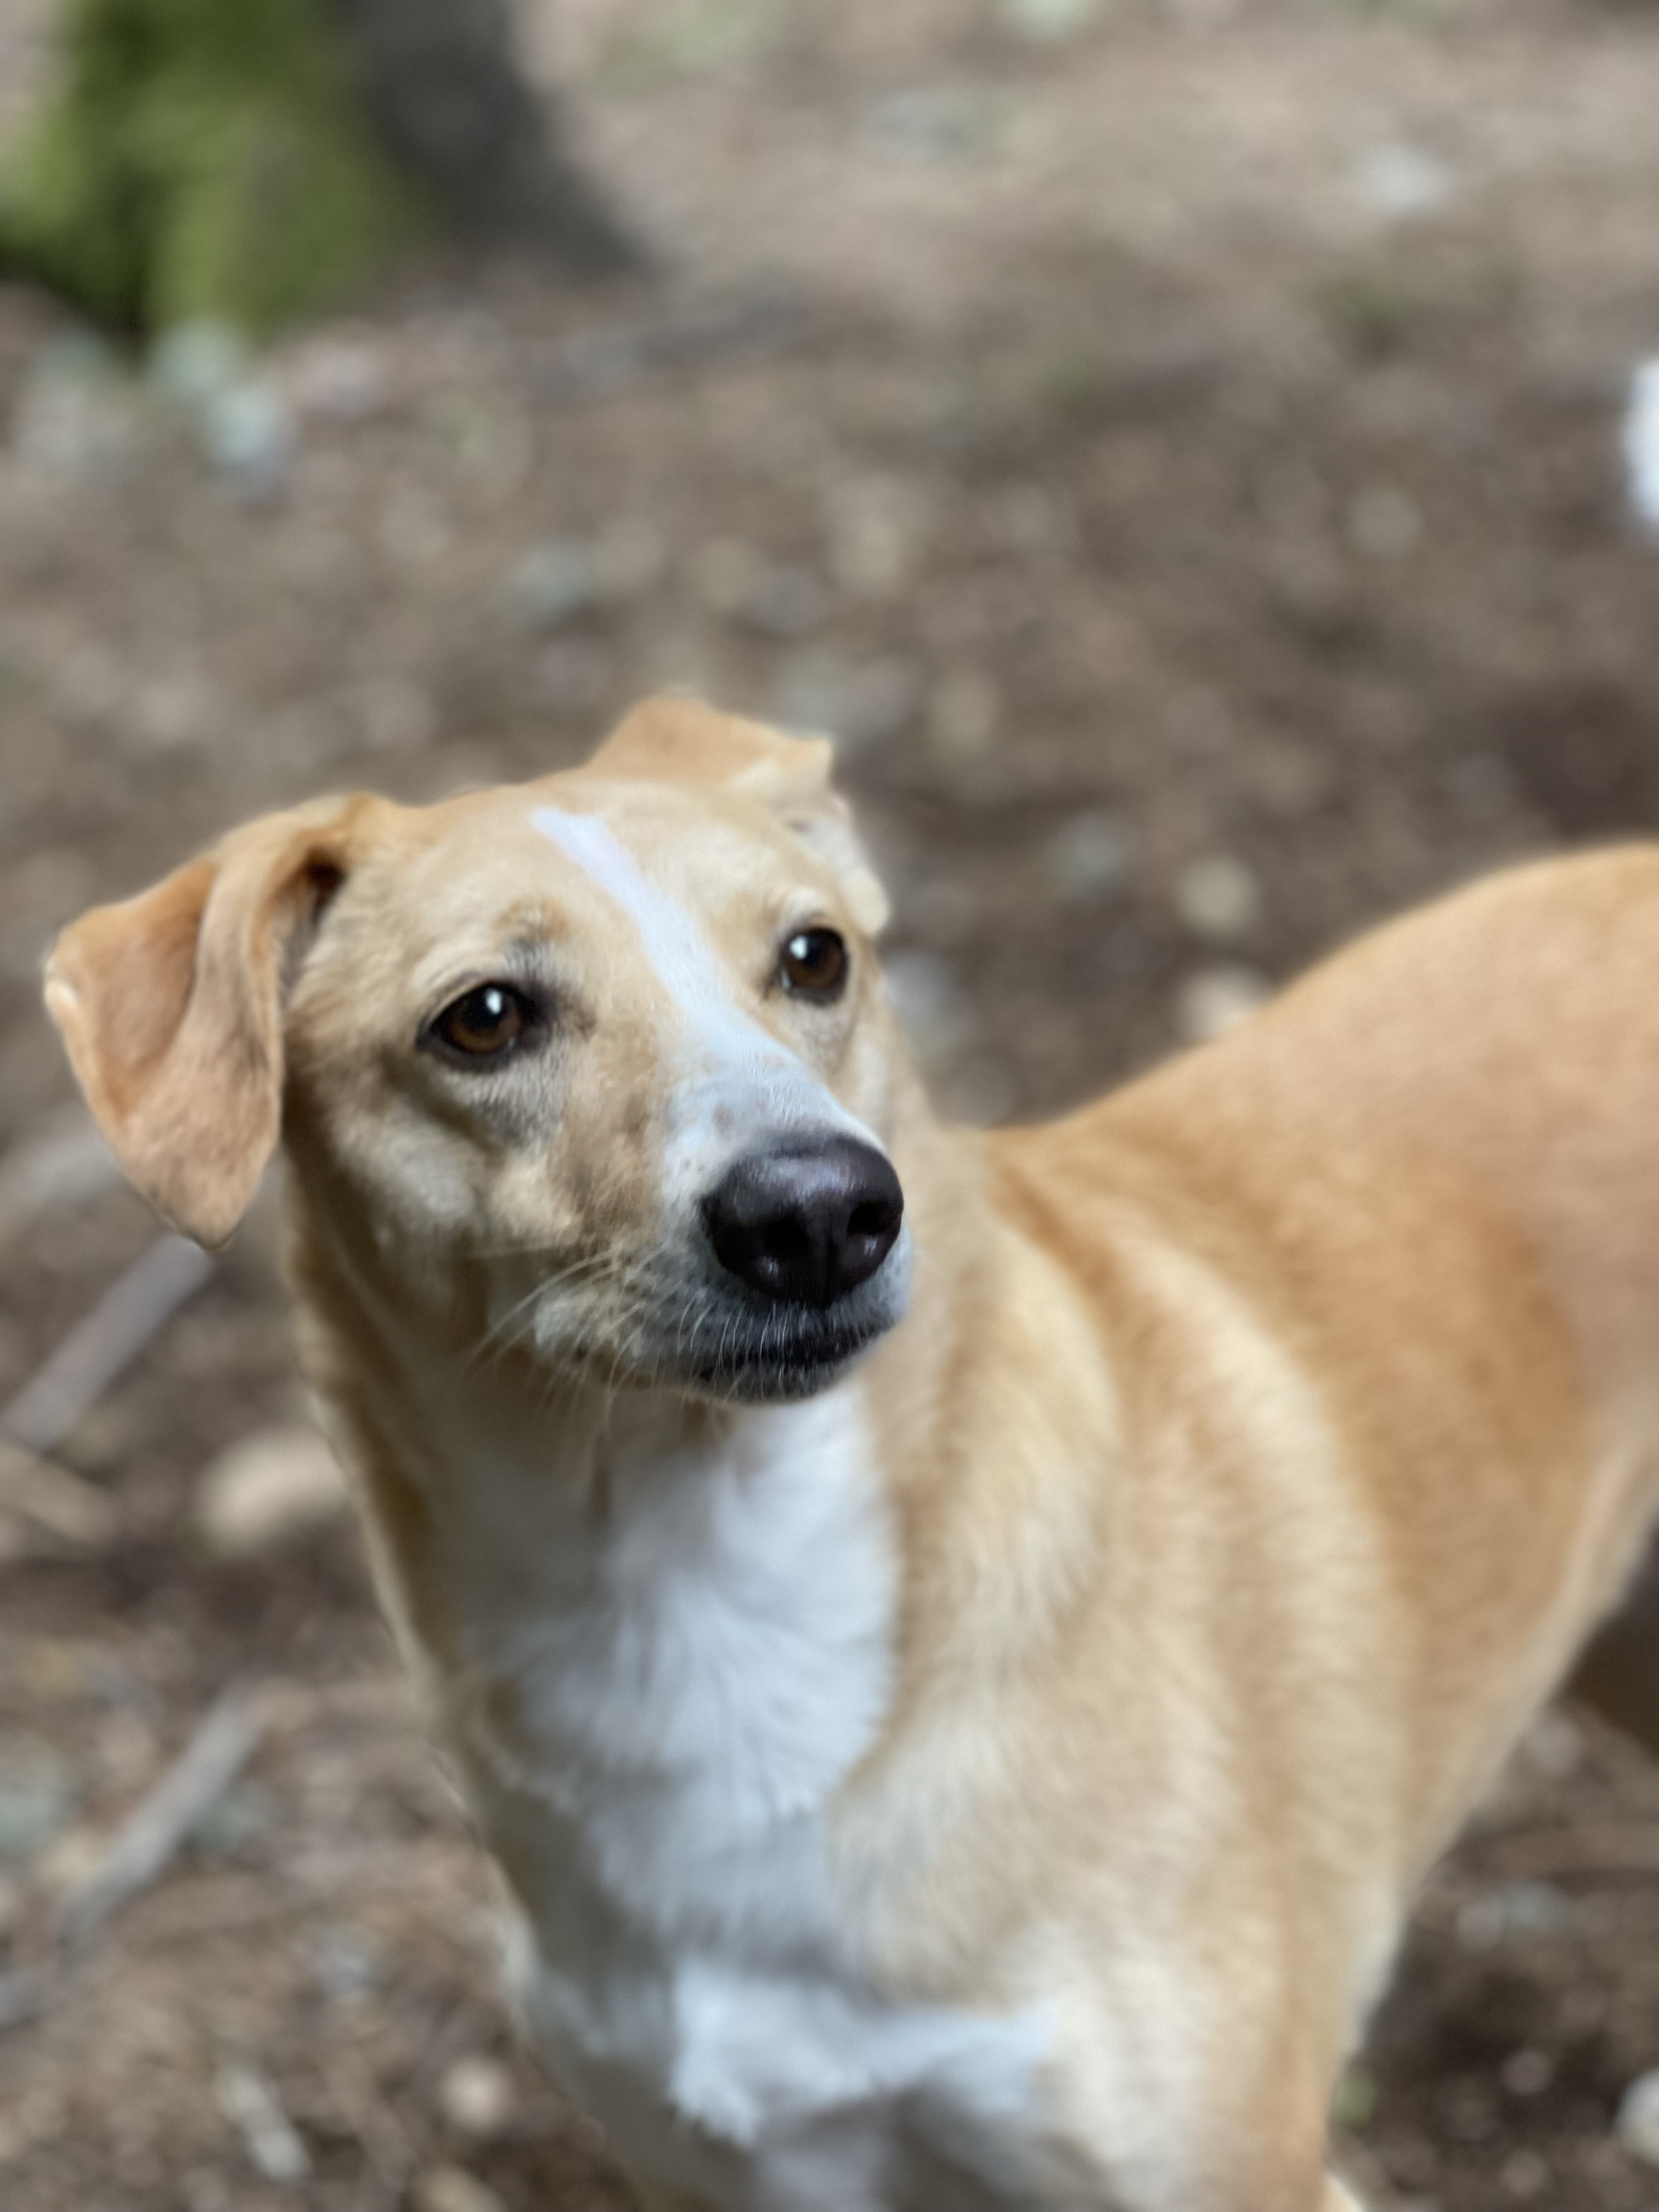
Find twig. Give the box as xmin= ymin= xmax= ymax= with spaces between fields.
xmin=216 ymin=2057 xmax=312 ymax=2183
xmin=0 ymin=1438 xmax=120 ymax=1548
xmin=57 ymin=1687 xmax=266 ymax=1946
xmin=538 ymin=287 xmax=808 ymax=402
xmin=0 ymin=1233 xmax=213 ymax=1457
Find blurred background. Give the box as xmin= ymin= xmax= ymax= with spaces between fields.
xmin=1 ymin=0 xmax=1658 ymax=2205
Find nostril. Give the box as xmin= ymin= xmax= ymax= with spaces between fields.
xmin=848 ymin=1198 xmax=898 ymax=1242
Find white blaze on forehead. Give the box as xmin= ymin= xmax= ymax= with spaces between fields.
xmin=532 ymin=804 xmax=796 ymax=1079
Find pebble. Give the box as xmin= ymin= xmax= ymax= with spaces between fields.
xmin=1624 ymin=358 xmax=1659 ymax=539
xmin=1173 ymin=854 xmax=1262 ymax=943
xmin=506 ymin=539 xmax=597 ymax=631
xmin=1353 ymin=142 xmax=1454 ymax=222
xmin=870 ymin=88 xmax=999 ymax=162
xmin=412 ymin=2168 xmax=507 ymax=2212
xmin=1499 ymin=2148 xmax=1548 ymax=2199
xmin=194 ymin=1424 xmax=348 ymax=1561
xmin=1501 ymin=2047 xmax=1553 ymax=2098
xmin=1617 ymin=2069 xmax=1659 ymax=2167
xmin=149 ymin=320 xmax=247 ymax=409
xmin=1001 ymin=0 xmax=1098 ymax=37
xmin=201 ymin=380 xmax=295 ymax=502
xmin=439 ymin=2053 xmax=516 ymax=2140
xmin=1046 ymin=812 xmax=1133 ymax=904
xmin=215 ymin=2061 xmax=309 ymax=2185
xmin=1174 ymin=964 xmax=1273 ymax=1045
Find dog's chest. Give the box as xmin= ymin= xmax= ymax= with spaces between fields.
xmin=421 ymin=1387 xmax=1046 ymax=2207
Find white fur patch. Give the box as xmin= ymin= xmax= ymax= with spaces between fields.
xmin=410 ymin=1378 xmax=1048 ymax=2208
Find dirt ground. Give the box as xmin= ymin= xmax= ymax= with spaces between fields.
xmin=3 ymin=0 xmax=1659 ymax=2205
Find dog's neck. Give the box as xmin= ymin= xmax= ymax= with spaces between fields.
xmin=283 ymin=1092 xmax=993 ymax=1864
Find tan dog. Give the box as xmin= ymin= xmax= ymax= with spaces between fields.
xmin=42 ymin=696 xmax=1659 ymax=2212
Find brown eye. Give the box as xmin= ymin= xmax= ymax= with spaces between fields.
xmin=779 ymin=928 xmax=848 ymax=1001
xmin=427 ymin=983 xmax=541 ymax=1062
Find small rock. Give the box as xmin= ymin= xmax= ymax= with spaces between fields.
xmin=215 ymin=2061 xmax=310 ymax=2185
xmin=926 ymin=671 xmax=1001 ymax=767
xmin=1001 ymin=0 xmax=1098 ymax=38
xmin=194 ymin=1425 xmax=347 ymax=1561
xmin=1624 ymin=358 xmax=1659 ymax=539
xmin=1617 ymin=2069 xmax=1659 ymax=2167
xmin=440 ymin=2053 xmax=516 ymax=2140
xmin=1046 ymin=812 xmax=1133 ymax=904
xmin=312 ymin=1926 xmax=381 ymax=2000
xmin=1499 ymin=2148 xmax=1548 ymax=2200
xmin=870 ymin=88 xmax=999 ymax=163
xmin=1173 ymin=855 xmax=1262 ymax=943
xmin=149 ymin=320 xmax=247 ymax=408
xmin=1353 ymin=142 xmax=1453 ymax=222
xmin=413 ymin=2168 xmax=507 ymax=2212
xmin=1175 ymin=964 xmax=1273 ymax=1045
xmin=507 ymin=539 xmax=597 ymax=631
xmin=1501 ymin=2047 xmax=1553 ymax=2098
xmin=201 ymin=380 xmax=295 ymax=501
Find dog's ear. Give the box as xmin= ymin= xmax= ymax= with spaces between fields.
xmin=43 ymin=798 xmax=363 ymax=1249
xmin=591 ymin=695 xmax=889 ymax=933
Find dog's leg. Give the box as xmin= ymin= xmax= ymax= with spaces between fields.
xmin=1322 ymin=2180 xmax=1366 ymax=2212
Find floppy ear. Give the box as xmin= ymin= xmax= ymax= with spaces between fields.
xmin=43 ymin=798 xmax=363 ymax=1249
xmin=591 ymin=693 xmax=890 ymax=934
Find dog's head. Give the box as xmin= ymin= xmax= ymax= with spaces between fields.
xmin=44 ymin=698 xmax=916 ymax=1402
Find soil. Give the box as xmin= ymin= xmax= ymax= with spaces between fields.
xmin=2 ymin=0 xmax=1659 ymax=2206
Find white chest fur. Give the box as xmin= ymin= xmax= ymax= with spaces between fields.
xmin=402 ymin=1380 xmax=1047 ymax=2211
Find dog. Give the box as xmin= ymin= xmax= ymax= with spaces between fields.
xmin=42 ymin=693 xmax=1659 ymax=2211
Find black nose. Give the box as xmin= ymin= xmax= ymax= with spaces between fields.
xmin=703 ymin=1138 xmax=904 ymax=1309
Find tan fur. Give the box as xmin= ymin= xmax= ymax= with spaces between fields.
xmin=44 ymin=696 xmax=1659 ymax=2210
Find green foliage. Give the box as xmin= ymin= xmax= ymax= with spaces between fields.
xmin=0 ymin=0 xmax=431 ymax=335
